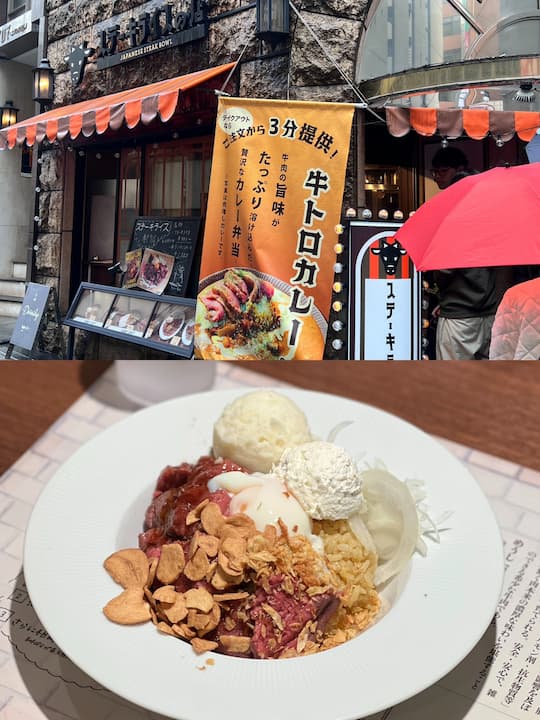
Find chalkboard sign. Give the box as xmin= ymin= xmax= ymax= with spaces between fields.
xmin=129 ymin=216 xmax=201 ymax=296
xmin=10 ymin=283 xmax=50 ymax=351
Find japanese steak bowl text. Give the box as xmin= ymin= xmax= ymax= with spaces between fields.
xmin=103 ymin=390 xmax=438 ymax=659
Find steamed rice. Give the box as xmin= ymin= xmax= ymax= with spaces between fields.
xmin=315 ymin=519 xmax=380 ymax=649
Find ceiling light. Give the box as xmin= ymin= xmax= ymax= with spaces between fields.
xmin=514 ymin=83 xmax=536 ymax=103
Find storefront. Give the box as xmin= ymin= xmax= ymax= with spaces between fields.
xmin=347 ymin=0 xmax=540 ymax=360
xmin=0 ymin=1 xmax=264 ymax=356
xmin=358 ymin=0 xmax=540 ymax=215
xmin=1 ymin=0 xmax=539 ymax=359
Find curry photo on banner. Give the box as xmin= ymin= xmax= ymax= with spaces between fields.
xmin=194 ymin=97 xmax=355 ymax=361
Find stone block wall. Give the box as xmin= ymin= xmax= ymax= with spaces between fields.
xmin=44 ymin=0 xmax=370 ymax=130
xmin=34 ymin=145 xmax=64 ymax=286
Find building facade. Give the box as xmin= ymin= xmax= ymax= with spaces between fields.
xmin=0 ymin=0 xmax=44 ymax=317
xmin=1 ymin=0 xmax=539 ymax=358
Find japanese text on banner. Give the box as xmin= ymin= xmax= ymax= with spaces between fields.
xmin=195 ymin=97 xmax=354 ymax=360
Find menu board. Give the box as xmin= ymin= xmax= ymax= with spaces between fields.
xmin=129 ymin=217 xmax=201 ymax=296
xmin=10 ymin=283 xmax=50 ymax=351
xmin=123 ymin=249 xmax=143 ymax=289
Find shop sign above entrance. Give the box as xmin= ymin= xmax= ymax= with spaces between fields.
xmin=96 ymin=0 xmax=207 ymax=72
xmin=348 ymin=221 xmax=421 ymax=360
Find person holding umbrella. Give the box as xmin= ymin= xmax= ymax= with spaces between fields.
xmin=430 ymin=146 xmax=468 ymax=190
xmin=395 ymin=159 xmax=540 ymax=359
xmin=421 ymin=147 xmax=469 ymax=358
xmin=433 ymin=257 xmax=499 ymax=360
xmin=429 ymin=150 xmax=500 ymax=360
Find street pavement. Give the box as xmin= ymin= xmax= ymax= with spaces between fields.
xmin=0 ymin=316 xmax=16 ymax=343
xmin=0 ymin=316 xmax=28 ymax=359
xmin=0 ymin=316 xmax=67 ymax=359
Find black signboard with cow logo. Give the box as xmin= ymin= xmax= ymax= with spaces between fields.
xmin=348 ymin=221 xmax=421 ymax=360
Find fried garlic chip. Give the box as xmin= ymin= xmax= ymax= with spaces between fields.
xmin=104 ymin=548 xmax=149 ymax=588
xmin=184 ymin=547 xmax=210 ymax=582
xmin=195 ymin=534 xmax=220 ymax=557
xmin=156 ymin=543 xmax=185 ymax=584
xmin=186 ymin=498 xmax=209 ymax=526
xmin=219 ymin=635 xmax=251 ymax=654
xmin=103 ymin=588 xmax=151 ymax=625
xmin=152 ymin=585 xmax=178 ymax=604
xmin=184 ymin=587 xmax=214 ymax=613
xmin=162 ymin=595 xmax=189 ymax=624
xmin=200 ymin=503 xmax=225 ymax=536
xmin=191 ymin=637 xmax=218 ymax=654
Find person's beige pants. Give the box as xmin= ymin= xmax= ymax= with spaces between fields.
xmin=436 ymin=315 xmax=495 ymax=360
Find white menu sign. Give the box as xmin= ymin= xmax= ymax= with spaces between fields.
xmin=0 ymin=10 xmax=33 ymax=47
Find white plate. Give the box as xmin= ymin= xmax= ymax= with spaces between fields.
xmin=182 ymin=318 xmax=195 ymax=346
xmin=23 ymin=388 xmax=504 ymax=720
xmin=159 ymin=312 xmax=185 ymax=341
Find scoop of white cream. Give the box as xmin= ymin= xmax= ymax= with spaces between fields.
xmin=208 ymin=470 xmax=316 ymax=543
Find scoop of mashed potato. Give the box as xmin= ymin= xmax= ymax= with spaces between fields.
xmin=212 ymin=391 xmax=312 ymax=473
xmin=274 ymin=440 xmax=364 ymax=520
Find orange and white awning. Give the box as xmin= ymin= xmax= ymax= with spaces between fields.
xmin=386 ymin=106 xmax=540 ymax=142
xmin=0 ymin=63 xmax=236 ymax=150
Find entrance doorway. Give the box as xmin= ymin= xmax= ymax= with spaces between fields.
xmin=83 ymin=150 xmax=120 ymax=286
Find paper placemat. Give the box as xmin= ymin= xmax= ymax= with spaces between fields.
xmin=0 ymin=364 xmax=539 ymax=720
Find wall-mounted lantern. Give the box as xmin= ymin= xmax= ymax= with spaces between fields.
xmin=256 ymin=0 xmax=290 ymax=47
xmin=33 ymin=58 xmax=55 ymax=107
xmin=0 ymin=100 xmax=19 ymax=128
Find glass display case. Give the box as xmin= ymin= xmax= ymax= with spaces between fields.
xmin=63 ymin=283 xmax=196 ymax=359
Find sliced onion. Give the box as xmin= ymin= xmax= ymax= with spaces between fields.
xmin=347 ymin=512 xmax=378 ymax=559
xmin=355 ymin=468 xmax=419 ymax=586
xmin=326 ymin=421 xmax=353 ymax=444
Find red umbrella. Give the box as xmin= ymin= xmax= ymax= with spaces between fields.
xmin=395 ymin=164 xmax=540 ymax=270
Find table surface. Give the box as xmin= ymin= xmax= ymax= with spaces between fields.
xmin=0 ymin=361 xmax=112 ymax=476
xmin=1 ymin=361 xmax=540 ymax=474
xmin=0 ymin=363 xmax=538 ymax=720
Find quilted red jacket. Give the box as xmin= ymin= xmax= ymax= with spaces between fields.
xmin=489 ymin=278 xmax=540 ymax=360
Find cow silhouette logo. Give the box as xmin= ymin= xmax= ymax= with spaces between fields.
xmin=64 ymin=41 xmax=94 ymax=86
xmin=371 ymin=238 xmax=407 ymax=276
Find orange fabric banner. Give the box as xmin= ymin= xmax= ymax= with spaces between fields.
xmin=410 ymin=108 xmax=437 ymax=136
xmin=195 ymin=97 xmax=355 ymax=360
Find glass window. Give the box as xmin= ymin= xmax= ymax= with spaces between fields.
xmin=443 ymin=16 xmax=461 ymax=37
xmin=144 ymin=137 xmax=212 ymax=217
xmin=117 ymin=147 xmax=142 ymax=263
xmin=470 ymin=15 xmax=540 ymax=58
xmin=8 ymin=0 xmax=27 ymax=17
xmin=358 ymin=0 xmax=540 ymax=80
